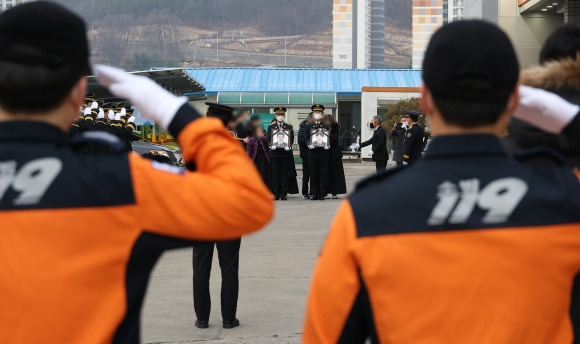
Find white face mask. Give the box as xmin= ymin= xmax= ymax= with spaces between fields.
xmin=277 ymin=116 xmax=285 ymax=122
xmin=314 ymin=114 xmax=322 ymax=121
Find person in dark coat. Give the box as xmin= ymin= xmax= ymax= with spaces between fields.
xmin=298 ymin=112 xmax=313 ymax=199
xmin=390 ymin=116 xmax=408 ymax=167
xmin=247 ymin=126 xmax=273 ymax=192
xmin=402 ymin=110 xmax=426 ymax=166
xmin=322 ymin=114 xmax=347 ymax=198
xmin=234 ymin=108 xmax=252 ymax=148
xmin=357 ymin=116 xmax=389 ymax=172
xmin=266 ymin=107 xmax=295 ymax=201
xmin=305 ymin=104 xmax=331 ymax=200
xmin=499 ymin=25 xmax=580 ymax=338
xmin=193 ymin=102 xmax=243 ymax=330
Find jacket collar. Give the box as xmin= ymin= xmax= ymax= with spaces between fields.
xmin=0 ymin=121 xmax=67 ymax=145
xmin=423 ymin=134 xmax=507 ymax=160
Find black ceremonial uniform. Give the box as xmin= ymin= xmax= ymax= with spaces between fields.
xmin=306 ymin=121 xmax=330 ymax=200
xmin=403 ymin=122 xmax=425 ymax=165
xmin=298 ymin=119 xmax=310 ymax=197
xmin=267 ymin=122 xmax=294 ymax=198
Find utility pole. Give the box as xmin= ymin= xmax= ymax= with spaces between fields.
xmin=284 ymin=37 xmax=287 ymax=66
xmin=216 ymin=31 xmax=219 ymax=61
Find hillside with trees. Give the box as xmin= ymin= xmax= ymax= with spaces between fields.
xmin=52 ymin=0 xmax=411 ymax=70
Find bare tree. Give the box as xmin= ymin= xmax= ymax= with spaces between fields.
xmin=92 ymin=14 xmax=138 ymax=66
xmin=141 ymin=10 xmax=183 ymax=57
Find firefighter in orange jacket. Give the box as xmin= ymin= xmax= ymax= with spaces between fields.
xmin=0 ymin=3 xmax=273 ymax=344
xmin=304 ymin=21 xmax=580 ymax=343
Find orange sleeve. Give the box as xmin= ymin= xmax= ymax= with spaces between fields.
xmin=130 ymin=116 xmax=274 ymax=240
xmin=303 ymin=201 xmax=361 ymax=343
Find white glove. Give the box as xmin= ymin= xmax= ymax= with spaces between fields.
xmin=83 ymin=107 xmax=91 ymax=116
xmin=108 ymin=110 xmax=115 ymax=120
xmin=403 ymin=161 xmax=408 ymax=166
xmin=513 ymin=85 xmax=580 ymax=134
xmin=115 ymin=113 xmax=121 ymax=121
xmin=120 ymin=108 xmax=126 ymax=116
xmin=284 ymin=146 xmax=290 ymax=151
xmin=368 ymin=150 xmax=374 ymax=157
xmin=308 ymin=145 xmax=315 ymax=149
xmin=91 ymin=101 xmax=99 ymax=109
xmin=324 ymin=146 xmax=330 ymax=150
xmin=128 ymin=116 xmax=135 ymax=123
xmin=97 ymin=109 xmax=105 ymax=119
xmin=94 ymin=65 xmax=188 ymax=130
xmin=350 ymin=143 xmax=360 ymax=150
xmin=270 ymin=146 xmax=276 ymax=151
xmin=401 ymin=123 xmax=408 ymax=130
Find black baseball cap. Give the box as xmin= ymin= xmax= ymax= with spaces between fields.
xmin=422 ymin=20 xmax=519 ymax=101
xmin=0 ymin=1 xmax=90 ymax=75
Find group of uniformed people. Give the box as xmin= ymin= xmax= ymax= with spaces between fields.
xmin=69 ymin=92 xmax=136 ymax=153
xmin=10 ymin=3 xmax=580 ymax=344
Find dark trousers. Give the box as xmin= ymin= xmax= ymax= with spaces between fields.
xmin=396 ymin=161 xmax=404 ymax=168
xmin=376 ymin=160 xmax=387 ymax=173
xmin=302 ymin=158 xmax=310 ymax=196
xmin=309 ymin=157 xmax=329 ymax=198
xmin=192 ymin=239 xmax=241 ymax=322
xmin=271 ymin=158 xmax=289 ymax=197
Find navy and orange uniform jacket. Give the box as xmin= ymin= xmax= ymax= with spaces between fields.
xmin=304 ymin=117 xmax=580 ymax=343
xmin=0 ymin=104 xmax=273 ymax=344
xmin=402 ymin=122 xmax=424 ymax=164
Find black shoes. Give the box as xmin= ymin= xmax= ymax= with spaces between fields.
xmin=195 ymin=320 xmax=208 ymax=329
xmin=303 ymin=195 xmax=310 ymax=200
xmin=311 ymin=196 xmax=319 ymax=200
xmin=196 ymin=319 xmax=240 ymax=329
xmin=223 ymin=319 xmax=240 ymax=329
xmin=280 ymin=196 xmax=288 ymax=201
xmin=275 ymin=195 xmax=280 ymax=201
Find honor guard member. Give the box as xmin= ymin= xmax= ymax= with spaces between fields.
xmin=124 ymin=109 xmax=136 ymax=151
xmin=267 ymin=107 xmax=294 ymax=200
xmin=402 ymin=109 xmax=425 ymax=165
xmin=306 ymin=104 xmax=330 ymax=200
xmin=192 ymin=102 xmax=246 ymax=330
xmin=298 ymin=112 xmax=314 ymax=199
xmin=0 ymin=3 xmax=273 ymax=343
xmin=303 ymin=20 xmax=580 ymax=343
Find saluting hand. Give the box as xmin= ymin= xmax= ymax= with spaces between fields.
xmin=94 ymin=65 xmax=188 ymax=130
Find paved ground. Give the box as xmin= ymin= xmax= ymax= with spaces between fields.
xmin=141 ymin=161 xmax=386 ymax=344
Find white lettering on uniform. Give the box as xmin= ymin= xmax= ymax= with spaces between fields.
xmin=0 ymin=158 xmax=63 ymax=206
xmin=427 ymin=178 xmax=529 ymax=226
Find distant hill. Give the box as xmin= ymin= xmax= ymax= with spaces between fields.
xmin=51 ymin=0 xmax=411 ymax=70
xmin=53 ymin=0 xmax=410 ymax=35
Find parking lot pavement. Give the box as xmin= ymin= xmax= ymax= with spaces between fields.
xmin=141 ymin=162 xmax=380 ymax=344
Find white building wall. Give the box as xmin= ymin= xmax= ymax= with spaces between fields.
xmin=448 ymin=0 xmax=465 ymax=22
xmin=463 ymin=0 xmax=483 ymax=19
xmin=0 ymin=0 xmax=30 ymax=12
xmin=360 ymin=91 xmax=420 ymax=157
xmin=356 ymin=0 xmax=371 ymax=69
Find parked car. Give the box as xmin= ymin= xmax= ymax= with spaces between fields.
xmin=132 ymin=141 xmax=180 ymax=166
